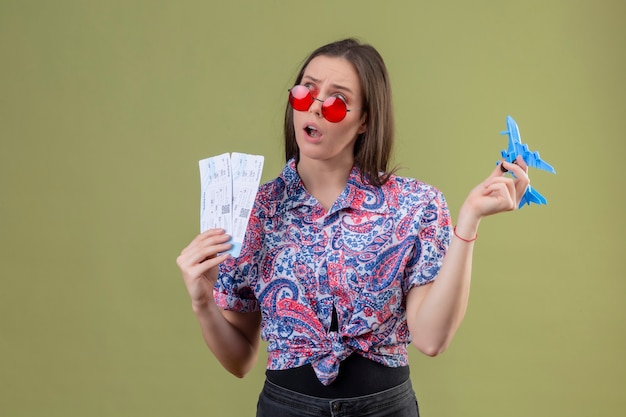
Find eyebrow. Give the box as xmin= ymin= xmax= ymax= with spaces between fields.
xmin=302 ymin=75 xmax=355 ymax=95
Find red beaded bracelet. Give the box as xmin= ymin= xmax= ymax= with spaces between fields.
xmin=453 ymin=226 xmax=478 ymax=243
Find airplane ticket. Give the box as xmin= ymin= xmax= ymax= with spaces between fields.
xmin=230 ymin=152 xmax=264 ymax=257
xmin=199 ymin=152 xmax=264 ymax=257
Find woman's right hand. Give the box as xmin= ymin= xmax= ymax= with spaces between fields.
xmin=176 ymin=228 xmax=232 ymax=309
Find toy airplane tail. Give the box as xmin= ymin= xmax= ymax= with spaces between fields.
xmin=519 ymin=185 xmax=548 ymax=208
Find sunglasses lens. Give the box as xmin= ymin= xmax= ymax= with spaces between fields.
xmin=289 ymin=85 xmax=313 ymax=111
xmin=321 ymin=97 xmax=347 ymax=123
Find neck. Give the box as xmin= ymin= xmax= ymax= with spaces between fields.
xmin=296 ymin=156 xmax=353 ymax=211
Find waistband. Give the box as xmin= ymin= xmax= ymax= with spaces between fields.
xmin=258 ymin=378 xmax=417 ymax=417
xmin=266 ymin=353 xmax=410 ymax=398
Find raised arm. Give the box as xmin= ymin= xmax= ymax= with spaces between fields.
xmin=406 ymin=158 xmax=529 ymax=356
xmin=176 ymin=228 xmax=262 ymax=378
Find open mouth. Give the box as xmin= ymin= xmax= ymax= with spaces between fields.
xmin=305 ymin=125 xmax=321 ymax=138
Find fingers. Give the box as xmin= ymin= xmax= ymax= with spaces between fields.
xmin=465 ymin=158 xmax=533 ymax=219
xmin=177 ymin=228 xmax=233 ymax=273
xmin=514 ymin=155 xmax=528 ymax=172
xmin=482 ymin=177 xmax=516 ymax=210
xmin=500 ymin=158 xmax=528 ymax=176
xmin=504 ymin=159 xmax=530 ymax=203
xmin=195 ymin=229 xmax=232 ymax=263
xmin=489 ymin=161 xmax=509 ymax=179
xmin=188 ymin=229 xmax=230 ymax=247
xmin=498 ymin=159 xmax=530 ymax=207
xmin=488 ymin=159 xmax=523 ymax=180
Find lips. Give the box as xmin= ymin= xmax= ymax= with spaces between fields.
xmin=303 ymin=122 xmax=322 ymax=139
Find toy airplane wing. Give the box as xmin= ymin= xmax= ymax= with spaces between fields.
xmin=501 ymin=116 xmax=556 ymax=175
xmin=520 ymin=149 xmax=556 ymax=174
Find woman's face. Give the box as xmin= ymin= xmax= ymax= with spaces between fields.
xmin=292 ymin=55 xmax=367 ymax=167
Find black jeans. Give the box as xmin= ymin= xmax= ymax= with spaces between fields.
xmin=256 ymin=378 xmax=420 ymax=417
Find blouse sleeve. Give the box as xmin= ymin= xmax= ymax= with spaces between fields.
xmin=213 ymin=206 xmax=263 ymax=313
xmin=403 ymin=187 xmax=452 ymax=291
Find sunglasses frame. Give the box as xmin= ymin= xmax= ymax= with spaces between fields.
xmin=288 ymin=85 xmax=352 ymax=123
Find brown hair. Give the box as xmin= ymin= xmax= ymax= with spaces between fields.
xmin=284 ymin=38 xmax=396 ymax=186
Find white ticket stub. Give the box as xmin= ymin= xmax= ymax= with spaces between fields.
xmin=199 ymin=152 xmax=264 ymax=257
xmin=199 ymin=153 xmax=232 ymax=234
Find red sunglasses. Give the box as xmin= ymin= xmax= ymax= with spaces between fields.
xmin=288 ymin=85 xmax=352 ymax=123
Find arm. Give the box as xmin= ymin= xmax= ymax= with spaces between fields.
xmin=176 ymin=228 xmax=262 ymax=378
xmin=406 ymin=158 xmax=529 ymax=356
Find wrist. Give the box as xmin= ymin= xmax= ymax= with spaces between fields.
xmin=191 ymin=295 xmax=219 ymax=315
xmin=454 ymin=206 xmax=481 ymax=243
xmin=453 ymin=225 xmax=478 ymax=243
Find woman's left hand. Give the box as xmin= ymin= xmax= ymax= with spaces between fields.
xmin=461 ymin=156 xmax=530 ymax=221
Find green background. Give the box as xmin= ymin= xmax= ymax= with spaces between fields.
xmin=1 ymin=1 xmax=624 ymax=416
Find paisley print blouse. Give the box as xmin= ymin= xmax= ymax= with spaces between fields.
xmin=215 ymin=159 xmax=451 ymax=385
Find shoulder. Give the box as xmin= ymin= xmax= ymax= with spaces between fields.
xmin=254 ymin=160 xmax=302 ymax=217
xmin=382 ymin=174 xmax=446 ymax=208
xmin=254 ymin=176 xmax=286 ymax=216
xmin=257 ymin=175 xmax=287 ymax=201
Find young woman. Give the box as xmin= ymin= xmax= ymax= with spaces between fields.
xmin=177 ymin=38 xmax=529 ymax=417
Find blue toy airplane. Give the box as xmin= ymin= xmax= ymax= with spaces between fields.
xmin=499 ymin=115 xmax=556 ymax=208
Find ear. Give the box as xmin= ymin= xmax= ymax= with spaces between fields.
xmin=357 ymin=113 xmax=367 ymax=134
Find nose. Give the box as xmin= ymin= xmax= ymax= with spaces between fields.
xmin=309 ymin=97 xmax=324 ymax=118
